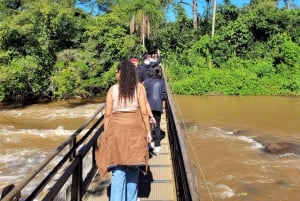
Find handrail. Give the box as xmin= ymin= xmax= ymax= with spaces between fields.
xmin=162 ymin=66 xmax=200 ymax=201
xmin=1 ymin=105 xmax=105 ymax=201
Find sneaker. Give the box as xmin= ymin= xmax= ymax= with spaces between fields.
xmin=153 ymin=146 xmax=161 ymax=153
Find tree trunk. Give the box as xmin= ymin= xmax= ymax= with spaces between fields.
xmin=142 ymin=14 xmax=145 ymax=47
xmin=179 ymin=0 xmax=198 ymax=29
xmin=192 ymin=0 xmax=198 ymax=29
xmin=286 ymin=0 xmax=290 ymax=10
xmin=211 ymin=0 xmax=216 ymax=37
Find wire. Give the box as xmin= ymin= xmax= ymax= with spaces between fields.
xmin=170 ymin=92 xmax=215 ymax=201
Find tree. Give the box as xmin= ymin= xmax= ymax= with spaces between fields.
xmin=204 ymin=0 xmax=217 ymax=37
xmin=129 ymin=1 xmax=152 ymax=47
xmin=96 ymin=0 xmax=117 ymax=12
xmin=284 ymin=0 xmax=290 ymax=9
xmin=250 ymin=0 xmax=277 ymax=6
xmin=179 ymin=0 xmax=198 ymax=29
xmin=127 ymin=0 xmax=166 ymax=47
xmin=192 ymin=0 xmax=198 ymax=29
xmin=211 ymin=0 xmax=216 ymax=37
xmin=96 ymin=0 xmax=170 ymax=47
xmin=0 ymin=56 xmax=44 ymax=104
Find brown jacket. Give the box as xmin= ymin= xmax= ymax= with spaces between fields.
xmin=95 ymin=110 xmax=149 ymax=178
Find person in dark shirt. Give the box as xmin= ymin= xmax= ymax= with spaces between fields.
xmin=136 ymin=51 xmax=161 ymax=82
xmin=130 ymin=57 xmax=157 ymax=133
xmin=143 ymin=66 xmax=167 ymax=153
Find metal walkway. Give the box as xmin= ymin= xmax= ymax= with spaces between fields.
xmin=84 ymin=112 xmax=177 ymax=201
xmin=1 ymin=73 xmax=200 ymax=201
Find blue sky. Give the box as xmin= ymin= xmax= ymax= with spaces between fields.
xmin=76 ymin=0 xmax=300 ymax=20
xmin=167 ymin=0 xmax=300 ymax=21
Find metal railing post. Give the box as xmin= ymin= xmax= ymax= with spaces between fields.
xmin=71 ymin=155 xmax=82 ymax=201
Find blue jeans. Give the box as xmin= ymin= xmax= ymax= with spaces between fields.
xmin=110 ymin=166 xmax=139 ymax=201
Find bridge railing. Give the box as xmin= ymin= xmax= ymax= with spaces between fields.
xmin=163 ymin=70 xmax=200 ymax=201
xmin=1 ymin=105 xmax=105 ymax=201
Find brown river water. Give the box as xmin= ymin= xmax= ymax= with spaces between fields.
xmin=1 ymin=96 xmax=300 ymax=201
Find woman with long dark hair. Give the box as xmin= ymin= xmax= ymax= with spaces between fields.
xmin=96 ymin=59 xmax=152 ymax=201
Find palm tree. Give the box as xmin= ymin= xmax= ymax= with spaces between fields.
xmin=129 ymin=0 xmax=165 ymax=47
xmin=130 ymin=10 xmax=150 ymax=47
xmin=96 ymin=0 xmax=170 ymax=47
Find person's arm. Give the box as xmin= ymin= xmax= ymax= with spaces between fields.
xmin=137 ymin=83 xmax=152 ymax=143
xmin=146 ymin=100 xmax=152 ymax=116
xmin=147 ymin=100 xmax=156 ymax=126
xmin=104 ymin=86 xmax=113 ymax=131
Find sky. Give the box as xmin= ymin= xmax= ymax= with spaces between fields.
xmin=167 ymin=0 xmax=300 ymax=21
xmin=75 ymin=0 xmax=300 ymax=21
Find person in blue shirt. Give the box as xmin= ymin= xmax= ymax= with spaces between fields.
xmin=143 ymin=66 xmax=167 ymax=153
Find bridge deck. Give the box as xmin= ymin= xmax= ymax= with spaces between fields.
xmin=84 ymin=112 xmax=177 ymax=201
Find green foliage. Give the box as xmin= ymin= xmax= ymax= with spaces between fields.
xmin=285 ymin=9 xmax=300 ymax=45
xmin=52 ymin=65 xmax=82 ymax=99
xmin=84 ymin=13 xmax=142 ymax=69
xmin=1 ymin=0 xmax=300 ymax=105
xmin=211 ymin=19 xmax=253 ymax=66
xmin=52 ymin=49 xmax=98 ymax=99
xmin=0 ymin=56 xmax=44 ymax=103
xmin=169 ymin=65 xmax=300 ymax=96
xmin=150 ymin=4 xmax=198 ymax=58
xmin=165 ymin=2 xmax=300 ymax=97
xmin=273 ymin=34 xmax=300 ymax=72
xmin=214 ymin=3 xmax=240 ymax=31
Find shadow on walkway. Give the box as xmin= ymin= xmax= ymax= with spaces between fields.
xmin=138 ymin=166 xmax=153 ymax=198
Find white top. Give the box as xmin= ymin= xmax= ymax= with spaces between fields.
xmin=112 ymin=84 xmax=139 ymax=112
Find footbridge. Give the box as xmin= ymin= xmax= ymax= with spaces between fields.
xmin=1 ymin=79 xmax=200 ymax=201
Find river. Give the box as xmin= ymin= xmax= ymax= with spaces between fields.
xmin=1 ymin=96 xmax=299 ymax=201
xmin=173 ymin=95 xmax=300 ymax=201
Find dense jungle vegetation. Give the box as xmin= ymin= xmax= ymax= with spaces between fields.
xmin=0 ymin=0 xmax=300 ymax=105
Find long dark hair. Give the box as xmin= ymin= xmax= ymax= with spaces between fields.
xmin=117 ymin=59 xmax=138 ymax=104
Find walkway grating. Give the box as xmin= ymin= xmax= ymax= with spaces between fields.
xmin=84 ymin=112 xmax=177 ymax=201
